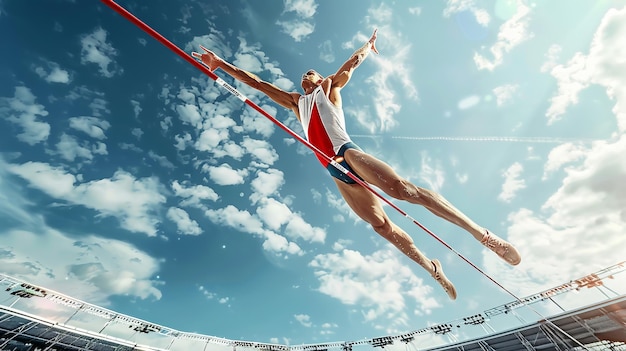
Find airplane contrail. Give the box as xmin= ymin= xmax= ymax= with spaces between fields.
xmin=351 ymin=135 xmax=597 ymax=144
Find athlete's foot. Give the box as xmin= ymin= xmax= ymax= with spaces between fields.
xmin=431 ymin=259 xmax=457 ymax=300
xmin=481 ymin=230 xmax=521 ymax=266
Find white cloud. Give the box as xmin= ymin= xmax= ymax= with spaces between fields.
xmin=498 ymin=139 xmax=626 ymax=295
xmin=0 ymin=164 xmax=162 ymax=303
xmin=443 ymin=0 xmax=491 ymax=26
xmin=419 ymin=152 xmax=445 ymax=193
xmin=310 ymin=248 xmax=440 ymax=331
xmin=130 ymin=100 xmax=142 ymax=118
xmin=56 ymin=133 xmax=102 ymax=162
xmin=250 ymin=169 xmax=284 ymax=203
xmin=167 ymin=207 xmax=202 ymax=236
xmin=65 ymin=86 xmax=110 ymax=117
xmin=540 ymin=44 xmax=562 ymax=73
xmin=498 ymin=162 xmax=525 ymax=203
xmin=242 ymin=137 xmax=279 ymax=165
xmin=282 ymin=0 xmax=317 ymax=18
xmin=542 ymin=142 xmax=587 ymax=180
xmin=256 ymin=198 xmax=293 ymax=231
xmin=206 ymin=205 xmax=264 ymax=235
xmin=34 ymin=61 xmax=70 ymax=84
xmin=457 ymin=95 xmax=481 ymax=110
xmin=0 ymin=228 xmax=162 ymax=303
xmin=318 ymin=40 xmax=335 ymax=63
xmin=0 ymin=86 xmax=50 ymax=145
xmin=171 ymin=180 xmax=219 ymax=208
xmin=546 ymin=7 xmax=626 ymax=130
xmin=276 ymin=0 xmax=317 ymax=42
xmin=294 ymin=314 xmax=312 ymax=327
xmin=195 ymin=128 xmax=230 ymax=151
xmin=176 ymin=103 xmax=203 ymax=128
xmin=262 ymin=231 xmax=303 ymax=256
xmin=408 ymin=7 xmax=422 ymax=16
xmin=203 ymin=163 xmax=247 ymax=186
xmin=347 ymin=3 xmax=419 ymax=133
xmin=8 ymin=162 xmax=166 ymax=236
xmin=80 ymin=27 xmax=122 ymax=78
xmin=473 ymin=0 xmax=532 ymax=71
xmin=69 ymin=116 xmax=111 ymax=139
xmin=255 ymin=197 xmax=326 ymax=243
xmin=276 ymin=20 xmax=315 ymax=42
xmin=241 ymin=104 xmax=276 ymax=138
xmin=205 ymin=205 xmax=303 ymax=256
xmin=285 ymin=215 xmax=325 ymax=243
xmin=492 ymin=84 xmax=519 ymax=106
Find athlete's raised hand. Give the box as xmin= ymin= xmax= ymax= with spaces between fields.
xmin=191 ymin=45 xmax=223 ymax=71
xmin=369 ymin=29 xmax=379 ymax=54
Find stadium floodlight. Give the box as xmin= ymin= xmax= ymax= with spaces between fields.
xmin=370 ymin=337 xmax=393 ymax=348
xmin=431 ymin=324 xmax=453 ymax=335
xmin=463 ymin=314 xmax=486 ymax=325
xmin=399 ymin=334 xmax=414 ymax=344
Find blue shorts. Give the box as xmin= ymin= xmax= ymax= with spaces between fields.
xmin=326 ymin=142 xmax=364 ymax=184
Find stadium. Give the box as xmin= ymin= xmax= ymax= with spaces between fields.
xmin=1 ymin=262 xmax=625 ymax=351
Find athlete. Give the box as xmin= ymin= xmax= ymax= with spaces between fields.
xmin=192 ymin=29 xmax=521 ymax=300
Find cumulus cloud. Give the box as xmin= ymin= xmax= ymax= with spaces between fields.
xmin=443 ymin=0 xmax=490 ymax=26
xmin=171 ymin=180 xmax=219 ymax=208
xmin=33 ymin=60 xmax=70 ymax=84
xmin=205 ymin=205 xmax=303 ymax=256
xmin=68 ymin=116 xmax=111 ymax=139
xmin=276 ymin=20 xmax=315 ymax=42
xmin=546 ymin=7 xmax=626 ymax=130
xmin=310 ymin=248 xmax=440 ymax=331
xmin=55 ymin=133 xmax=107 ymax=162
xmin=167 ymin=207 xmax=202 ymax=235
xmin=473 ymin=0 xmax=533 ymax=71
xmin=492 ymin=84 xmax=519 ymax=106
xmin=346 ymin=3 xmax=419 ymax=133
xmin=0 ymin=228 xmax=163 ymax=303
xmin=294 ymin=314 xmax=312 ymax=327
xmin=203 ymin=163 xmax=248 ymax=186
xmin=457 ymin=95 xmax=481 ymax=110
xmin=7 ymin=162 xmax=166 ymax=236
xmin=255 ymin=197 xmax=326 ymax=244
xmin=250 ymin=169 xmax=284 ymax=203
xmin=276 ymin=0 xmax=318 ymax=42
xmin=80 ymin=27 xmax=122 ymax=78
xmin=498 ymin=162 xmax=525 ymax=203
xmin=242 ymin=137 xmax=279 ymax=165
xmin=0 ymin=86 xmax=50 ymax=145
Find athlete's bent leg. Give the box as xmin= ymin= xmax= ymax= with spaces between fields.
xmin=343 ymin=148 xmax=521 ymax=265
xmin=333 ymin=179 xmax=457 ymax=299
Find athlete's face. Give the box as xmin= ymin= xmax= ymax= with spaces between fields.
xmin=301 ymin=69 xmax=323 ymax=90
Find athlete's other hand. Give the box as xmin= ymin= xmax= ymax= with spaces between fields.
xmin=191 ymin=45 xmax=223 ymax=71
xmin=368 ymin=29 xmax=379 ymax=54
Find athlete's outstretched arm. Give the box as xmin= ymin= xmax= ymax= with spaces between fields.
xmin=192 ymin=47 xmax=300 ymax=113
xmin=331 ymin=29 xmax=378 ymax=89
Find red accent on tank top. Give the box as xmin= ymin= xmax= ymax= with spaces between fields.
xmin=308 ymin=103 xmax=334 ymax=166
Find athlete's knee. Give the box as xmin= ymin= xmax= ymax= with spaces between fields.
xmin=371 ymin=217 xmax=393 ymax=238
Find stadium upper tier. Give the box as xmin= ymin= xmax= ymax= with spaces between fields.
xmin=1 ymin=262 xmax=625 ymax=351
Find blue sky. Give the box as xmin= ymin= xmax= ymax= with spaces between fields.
xmin=1 ymin=0 xmax=625 ymax=347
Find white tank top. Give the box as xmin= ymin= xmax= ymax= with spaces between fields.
xmin=298 ymin=85 xmax=351 ymax=166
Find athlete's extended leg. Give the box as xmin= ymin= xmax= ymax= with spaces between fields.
xmin=333 ymin=179 xmax=457 ymax=300
xmin=343 ymin=148 xmax=521 ymax=265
